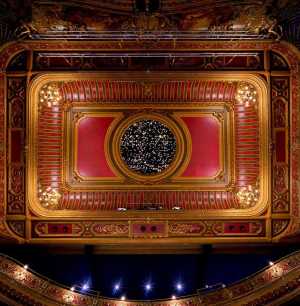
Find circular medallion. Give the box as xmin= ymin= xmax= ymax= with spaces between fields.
xmin=120 ymin=119 xmax=177 ymax=175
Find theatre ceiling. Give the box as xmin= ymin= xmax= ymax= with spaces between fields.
xmin=0 ymin=0 xmax=299 ymax=43
xmin=0 ymin=0 xmax=299 ymax=248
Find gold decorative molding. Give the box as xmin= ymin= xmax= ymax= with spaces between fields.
xmin=172 ymin=110 xmax=232 ymax=186
xmin=63 ymin=293 xmax=75 ymax=303
xmin=236 ymin=182 xmax=260 ymax=208
xmin=112 ymin=112 xmax=185 ymax=183
xmin=272 ymin=219 xmax=290 ymax=237
xmin=270 ymin=265 xmax=284 ymax=278
xmin=140 ymin=81 xmax=156 ymax=98
xmin=39 ymin=82 xmax=62 ymax=108
xmin=73 ymin=112 xmax=85 ymax=122
xmin=212 ymin=112 xmax=224 ymax=122
xmin=132 ymin=81 xmax=165 ymax=98
xmin=38 ymin=185 xmax=61 ymax=209
xmin=27 ymin=73 xmax=269 ymax=220
xmin=68 ymin=112 xmax=124 ymax=184
xmin=14 ymin=268 xmax=27 ymax=281
xmin=235 ymin=82 xmax=258 ymax=107
xmin=121 ymin=13 xmax=172 ymax=32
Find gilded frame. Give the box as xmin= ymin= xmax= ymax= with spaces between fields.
xmin=66 ymin=111 xmax=125 ymax=184
xmin=64 ymin=104 xmax=233 ymax=189
xmin=27 ymin=72 xmax=270 ymax=219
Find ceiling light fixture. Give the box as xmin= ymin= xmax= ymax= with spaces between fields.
xmin=145 ymin=283 xmax=152 ymax=291
xmin=176 ymin=282 xmax=183 ymax=291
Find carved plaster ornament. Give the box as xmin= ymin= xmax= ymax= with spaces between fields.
xmin=121 ymin=12 xmax=172 ymax=32
xmin=236 ymin=182 xmax=259 ymax=208
xmin=235 ymin=82 xmax=258 ymax=107
xmin=63 ymin=293 xmax=74 ymax=303
xmin=38 ymin=185 xmax=61 ymax=209
xmin=14 ymin=269 xmax=27 ymax=281
xmin=270 ymin=265 xmax=284 ymax=278
xmin=39 ymin=82 xmax=62 ymax=108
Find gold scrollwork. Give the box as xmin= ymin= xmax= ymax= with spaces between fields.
xmin=140 ymin=81 xmax=156 ymax=98
xmin=38 ymin=185 xmax=61 ymax=209
xmin=131 ymin=81 xmax=164 ymax=98
xmin=39 ymin=82 xmax=62 ymax=108
xmin=73 ymin=112 xmax=84 ymax=122
xmin=72 ymin=172 xmax=82 ymax=183
xmin=14 ymin=269 xmax=27 ymax=281
xmin=212 ymin=112 xmax=224 ymax=122
xmin=236 ymin=182 xmax=260 ymax=208
xmin=63 ymin=293 xmax=74 ymax=303
xmin=270 ymin=265 xmax=284 ymax=278
xmin=235 ymin=82 xmax=258 ymax=107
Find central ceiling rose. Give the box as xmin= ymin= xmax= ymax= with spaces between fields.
xmin=120 ymin=119 xmax=177 ymax=175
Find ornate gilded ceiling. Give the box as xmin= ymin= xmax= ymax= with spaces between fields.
xmin=0 ymin=39 xmax=298 ymax=244
xmin=0 ymin=0 xmax=299 ymax=246
xmin=29 ymin=0 xmax=281 ymax=39
xmin=0 ymin=2 xmax=299 ymax=306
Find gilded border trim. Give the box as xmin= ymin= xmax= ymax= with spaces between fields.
xmin=112 ymin=112 xmax=185 ymax=182
xmin=27 ymin=72 xmax=269 ymax=219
